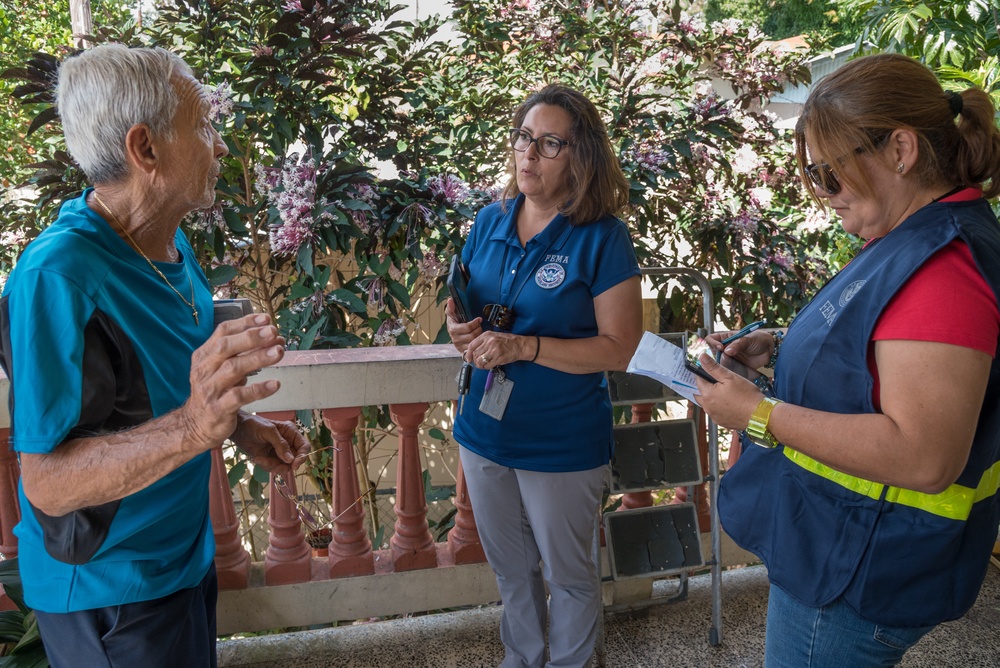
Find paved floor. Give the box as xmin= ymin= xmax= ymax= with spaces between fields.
xmin=218 ymin=562 xmax=1000 ymax=668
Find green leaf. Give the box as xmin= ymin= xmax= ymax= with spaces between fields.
xmin=328 ymin=288 xmax=367 ymax=313
xmin=299 ymin=315 xmax=328 ymax=351
xmin=425 ymin=485 xmax=455 ymax=502
xmin=222 ymin=208 xmax=249 ymax=234
xmin=206 ymin=264 xmax=238 ymax=287
xmin=25 ymin=106 xmax=57 ymax=138
xmin=227 ymin=460 xmax=248 ymax=488
xmin=386 ymin=279 xmax=411 ymax=309
xmin=252 ymin=464 xmax=271 ymax=486
xmin=0 ymin=611 xmax=27 ymax=643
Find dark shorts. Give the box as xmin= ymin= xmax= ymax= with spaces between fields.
xmin=34 ymin=564 xmax=218 ymax=668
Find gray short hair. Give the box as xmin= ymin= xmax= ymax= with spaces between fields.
xmin=56 ymin=44 xmax=193 ymax=184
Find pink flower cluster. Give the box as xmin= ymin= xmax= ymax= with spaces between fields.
xmin=256 ymin=155 xmax=333 ymax=256
xmin=0 ymin=229 xmax=29 ymax=249
xmin=365 ymin=276 xmax=387 ymax=310
xmin=691 ymin=91 xmax=726 ymax=120
xmin=207 ymin=81 xmax=234 ymax=122
xmin=676 ymin=17 xmax=704 ymax=35
xmin=373 ymin=316 xmax=406 ymax=346
xmin=625 ymin=139 xmax=673 ymax=177
xmin=417 ymin=254 xmax=446 ymax=279
xmin=428 ymin=174 xmax=471 ymax=208
xmin=402 ymin=201 xmax=434 ymax=227
xmin=757 ymin=166 xmax=790 ymax=187
xmin=188 ymin=200 xmax=229 ymax=233
xmin=730 ymin=210 xmax=759 ymax=236
xmin=762 ymin=251 xmax=793 ymax=272
xmin=500 ymin=0 xmax=538 ymax=19
xmin=347 ymin=183 xmax=379 ymax=233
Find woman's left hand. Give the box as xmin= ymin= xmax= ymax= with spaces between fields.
xmin=693 ymin=353 xmax=766 ymax=431
xmin=467 ymin=331 xmax=535 ymax=370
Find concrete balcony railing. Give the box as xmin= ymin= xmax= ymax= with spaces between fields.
xmin=0 ymin=345 xmax=755 ymax=638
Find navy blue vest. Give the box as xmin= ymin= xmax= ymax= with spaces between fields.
xmin=719 ymin=198 xmax=1000 ymax=627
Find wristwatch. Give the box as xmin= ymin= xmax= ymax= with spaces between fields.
xmin=745 ymin=397 xmax=782 ymax=448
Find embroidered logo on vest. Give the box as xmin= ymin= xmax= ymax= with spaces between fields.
xmin=535 ymin=263 xmax=565 ymax=289
xmin=839 ymin=280 xmax=866 ymax=307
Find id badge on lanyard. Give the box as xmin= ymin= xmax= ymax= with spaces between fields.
xmin=479 ymin=367 xmax=514 ymax=420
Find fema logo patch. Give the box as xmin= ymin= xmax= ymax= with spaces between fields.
xmin=839 ymin=280 xmax=866 ymax=307
xmin=535 ymin=263 xmax=565 ymax=289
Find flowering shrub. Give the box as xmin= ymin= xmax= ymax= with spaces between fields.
xmin=443 ymin=0 xmax=843 ymax=327
xmin=3 ymin=0 xmax=857 ymax=511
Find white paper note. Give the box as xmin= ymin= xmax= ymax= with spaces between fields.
xmin=626 ymin=331 xmax=703 ymax=405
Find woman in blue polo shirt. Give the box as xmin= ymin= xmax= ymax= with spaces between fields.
xmin=445 ymin=84 xmax=642 ymax=668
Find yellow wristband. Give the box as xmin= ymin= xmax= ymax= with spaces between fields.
xmin=745 ymin=397 xmax=782 ymax=448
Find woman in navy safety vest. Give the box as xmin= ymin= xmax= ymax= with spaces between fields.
xmin=445 ymin=84 xmax=642 ymax=668
xmin=694 ymin=54 xmax=1000 ymax=667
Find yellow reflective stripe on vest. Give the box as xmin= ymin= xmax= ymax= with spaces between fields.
xmin=784 ymin=448 xmax=1000 ymax=521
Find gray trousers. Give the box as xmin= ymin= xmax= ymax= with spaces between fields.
xmin=460 ymin=446 xmax=607 ymax=668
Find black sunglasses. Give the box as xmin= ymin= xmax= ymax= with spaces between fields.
xmin=805 ymin=132 xmax=891 ymax=195
xmin=483 ymin=303 xmax=516 ymax=331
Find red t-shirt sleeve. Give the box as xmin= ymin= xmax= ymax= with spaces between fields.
xmin=869 ymin=240 xmax=999 ymax=409
xmin=872 ymin=240 xmax=999 ymax=355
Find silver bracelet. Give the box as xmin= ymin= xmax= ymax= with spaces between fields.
xmin=765 ymin=331 xmax=784 ymax=369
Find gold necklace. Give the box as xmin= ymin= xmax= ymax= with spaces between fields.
xmin=92 ymin=191 xmax=200 ymax=326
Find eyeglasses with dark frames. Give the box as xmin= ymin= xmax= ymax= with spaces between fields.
xmin=509 ymin=128 xmax=569 ymax=159
xmin=805 ymin=132 xmax=891 ymax=195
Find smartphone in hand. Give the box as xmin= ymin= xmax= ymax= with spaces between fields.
xmin=717 ymin=354 xmax=762 ymax=382
xmin=684 ymin=359 xmax=717 ymax=384
xmin=447 ymin=256 xmax=472 ymax=323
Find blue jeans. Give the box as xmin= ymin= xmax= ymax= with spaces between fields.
xmin=765 ymin=583 xmax=935 ymax=668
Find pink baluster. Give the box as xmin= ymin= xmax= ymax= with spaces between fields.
xmin=388 ymin=403 xmax=436 ymax=571
xmin=0 ymin=429 xmax=19 ymax=559
xmin=321 ymin=407 xmax=374 ymax=577
xmin=209 ymin=447 xmax=249 ymax=589
xmin=631 ymin=402 xmax=654 ymax=423
xmin=446 ymin=454 xmax=485 ymax=564
xmin=261 ymin=411 xmax=312 ymax=585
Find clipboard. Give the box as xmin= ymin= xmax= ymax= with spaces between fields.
xmin=447 ymin=256 xmax=472 ymax=323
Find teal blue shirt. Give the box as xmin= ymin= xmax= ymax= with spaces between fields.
xmin=453 ymin=196 xmax=640 ymax=471
xmin=0 ymin=190 xmax=216 ymax=613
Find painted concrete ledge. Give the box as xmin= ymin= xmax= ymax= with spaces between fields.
xmin=0 ymin=345 xmax=464 ymax=428
xmin=245 ymin=345 xmax=463 ymax=413
xmin=217 ymin=532 xmax=757 ymax=636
